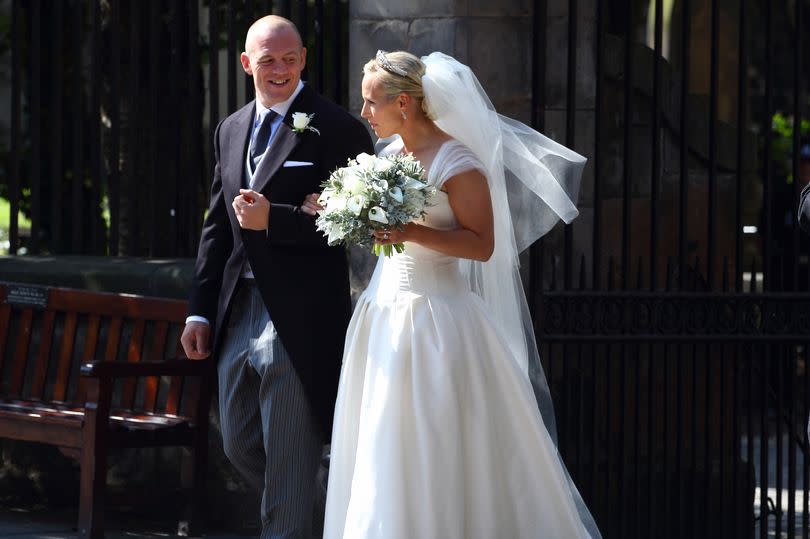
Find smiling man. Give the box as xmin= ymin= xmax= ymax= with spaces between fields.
xmin=181 ymin=15 xmax=373 ymax=539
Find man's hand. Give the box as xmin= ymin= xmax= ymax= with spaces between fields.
xmin=181 ymin=321 xmax=211 ymax=360
xmin=233 ymin=189 xmax=270 ymax=230
xmin=300 ymin=193 xmax=323 ymax=216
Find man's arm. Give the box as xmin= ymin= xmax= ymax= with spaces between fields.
xmin=182 ymin=121 xmax=233 ymax=359
xmin=266 ymin=117 xmax=374 ymax=247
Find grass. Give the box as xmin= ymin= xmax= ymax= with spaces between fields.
xmin=0 ymin=198 xmax=32 ymax=230
xmin=0 ymin=198 xmax=31 ymax=254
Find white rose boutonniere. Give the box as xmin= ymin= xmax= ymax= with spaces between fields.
xmin=291 ymin=112 xmax=320 ymax=135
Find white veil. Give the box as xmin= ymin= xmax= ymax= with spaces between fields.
xmin=420 ymin=52 xmax=600 ymax=537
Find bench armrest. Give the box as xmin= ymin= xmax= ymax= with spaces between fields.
xmin=80 ymin=359 xmax=212 ymax=379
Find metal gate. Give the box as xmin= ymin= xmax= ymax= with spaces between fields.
xmin=3 ymin=0 xmax=349 ymax=257
xmin=531 ymin=1 xmax=810 ymax=537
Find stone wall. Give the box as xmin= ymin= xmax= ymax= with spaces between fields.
xmin=348 ymin=0 xmax=534 ymax=123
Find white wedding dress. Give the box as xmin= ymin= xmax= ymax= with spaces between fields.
xmin=323 ymin=140 xmax=594 ymax=539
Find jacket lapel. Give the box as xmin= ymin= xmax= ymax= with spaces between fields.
xmin=250 ymin=123 xmax=300 ymax=194
xmin=250 ymin=86 xmax=316 ymax=194
xmin=225 ymin=103 xmax=255 ymax=196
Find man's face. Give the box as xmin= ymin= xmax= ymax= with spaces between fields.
xmin=241 ymin=26 xmax=306 ymax=107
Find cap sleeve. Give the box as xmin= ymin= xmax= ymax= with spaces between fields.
xmin=428 ymin=140 xmax=487 ymax=188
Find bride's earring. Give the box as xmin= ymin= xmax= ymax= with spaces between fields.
xmin=401 ymin=110 xmax=407 ymax=120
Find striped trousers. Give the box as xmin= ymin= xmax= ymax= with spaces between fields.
xmin=217 ymin=280 xmax=323 ymax=539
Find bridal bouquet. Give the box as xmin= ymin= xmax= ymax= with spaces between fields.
xmin=316 ymin=152 xmax=434 ymax=257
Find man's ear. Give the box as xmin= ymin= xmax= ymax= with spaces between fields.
xmin=240 ymin=52 xmax=252 ymax=76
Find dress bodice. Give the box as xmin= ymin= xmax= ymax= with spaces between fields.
xmin=366 ymin=139 xmax=485 ymax=299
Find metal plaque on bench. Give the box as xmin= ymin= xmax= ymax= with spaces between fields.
xmin=5 ymin=285 xmax=49 ymax=309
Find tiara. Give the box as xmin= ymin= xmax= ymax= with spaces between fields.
xmin=376 ymin=50 xmax=408 ymax=77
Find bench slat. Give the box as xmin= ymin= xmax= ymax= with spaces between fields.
xmin=0 ymin=282 xmax=209 ymax=539
xmin=143 ymin=321 xmax=169 ymax=413
xmin=0 ymin=409 xmax=83 ymax=448
xmin=9 ymin=309 xmax=34 ymax=397
xmin=31 ymin=310 xmax=56 ymax=399
xmin=122 ymin=320 xmax=145 ymax=410
xmin=46 ymin=288 xmax=187 ymax=322
xmin=104 ymin=317 xmax=123 ymax=361
xmin=76 ymin=315 xmax=101 ymax=407
xmin=53 ymin=313 xmax=78 ymax=402
xmin=166 ymin=339 xmax=187 ymax=415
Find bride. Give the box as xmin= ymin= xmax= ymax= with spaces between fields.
xmin=305 ymin=50 xmax=601 ymax=539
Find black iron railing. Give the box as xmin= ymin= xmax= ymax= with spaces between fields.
xmin=4 ymin=0 xmax=349 ymax=257
xmin=532 ymin=1 xmax=810 ymax=538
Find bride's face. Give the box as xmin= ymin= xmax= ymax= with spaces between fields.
xmin=360 ymin=74 xmax=402 ymax=138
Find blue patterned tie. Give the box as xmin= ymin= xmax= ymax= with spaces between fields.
xmin=250 ymin=110 xmax=279 ymax=172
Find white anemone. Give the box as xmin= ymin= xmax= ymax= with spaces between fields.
xmin=368 ymin=206 xmax=389 ymax=224
xmin=388 ymin=186 xmax=404 ymax=203
xmin=347 ymin=195 xmax=366 ymax=215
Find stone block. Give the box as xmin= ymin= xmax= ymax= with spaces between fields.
xmin=407 ymin=18 xmax=461 ymax=58
xmin=571 ymin=205 xmax=595 ymax=285
xmin=350 ymin=0 xmax=464 ymax=19
xmin=579 ymin=0 xmax=598 ymax=19
xmin=349 ymin=19 xmax=410 ymax=112
xmin=547 ymin=0 xmax=568 ymax=18
xmin=548 ymin=0 xmax=597 ymax=19
xmin=573 ymin=109 xmax=596 ymax=204
xmin=575 ymin=14 xmax=597 ymax=108
xmin=542 ymin=108 xmax=568 ymax=148
xmin=543 ymin=12 xmax=599 ymax=110
xmin=465 ymin=17 xmax=532 ymax=103
xmin=544 ymin=15 xmax=569 ymax=110
xmin=467 ymin=0 xmax=530 ymax=17
xmin=493 ymin=95 xmax=533 ymax=125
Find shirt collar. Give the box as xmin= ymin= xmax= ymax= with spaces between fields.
xmin=255 ymin=80 xmax=305 ymax=121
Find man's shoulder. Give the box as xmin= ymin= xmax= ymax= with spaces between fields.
xmin=218 ymin=102 xmax=254 ymax=131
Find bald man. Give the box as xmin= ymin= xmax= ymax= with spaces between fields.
xmin=181 ymin=15 xmax=373 ymax=538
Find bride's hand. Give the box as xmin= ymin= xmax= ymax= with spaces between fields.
xmin=373 ymin=223 xmax=417 ymax=244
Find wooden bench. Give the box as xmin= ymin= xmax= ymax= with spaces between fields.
xmin=0 ymin=282 xmax=212 ymax=539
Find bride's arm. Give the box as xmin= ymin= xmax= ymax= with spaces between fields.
xmin=375 ymin=169 xmax=494 ymax=261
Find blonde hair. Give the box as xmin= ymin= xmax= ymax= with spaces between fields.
xmin=363 ymin=51 xmax=434 ymax=119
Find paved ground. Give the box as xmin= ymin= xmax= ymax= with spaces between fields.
xmin=748 ymin=432 xmax=808 ymax=538
xmin=0 ymin=508 xmax=247 ymax=539
xmin=0 ymin=432 xmax=807 ymax=538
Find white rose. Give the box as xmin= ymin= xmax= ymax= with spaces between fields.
xmin=351 ymin=180 xmax=367 ymax=195
xmin=355 ymin=153 xmax=376 ymax=170
xmin=327 ymin=196 xmax=347 ymax=212
xmin=317 ymin=188 xmax=335 ymax=207
xmin=368 ymin=206 xmax=389 ymax=224
xmin=342 ymin=171 xmax=364 ymax=195
xmin=347 ymin=195 xmax=366 ymax=215
xmin=292 ymin=112 xmax=311 ymax=130
xmin=374 ymin=158 xmax=395 ymax=172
